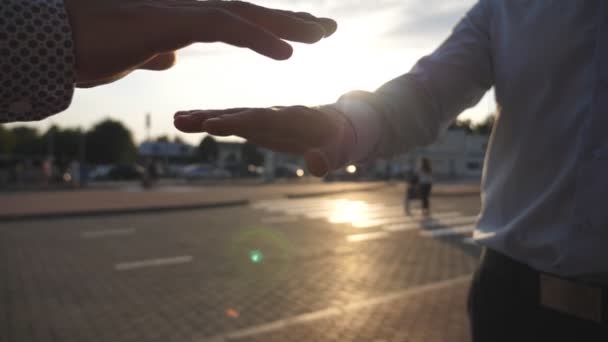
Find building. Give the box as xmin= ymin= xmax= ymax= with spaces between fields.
xmin=372 ymin=128 xmax=489 ymax=179
xmin=138 ymin=141 xmax=194 ymax=161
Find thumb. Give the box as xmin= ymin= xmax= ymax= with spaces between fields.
xmin=304 ymin=149 xmax=330 ymax=177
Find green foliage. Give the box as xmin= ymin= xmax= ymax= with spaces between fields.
xmin=198 ymin=135 xmax=218 ymax=162
xmin=11 ymin=126 xmax=45 ymax=156
xmin=0 ymin=125 xmax=16 ymax=155
xmin=241 ymin=142 xmax=264 ymax=166
xmin=42 ymin=126 xmax=84 ymax=161
xmin=85 ymin=119 xmax=136 ymax=164
xmin=450 ymin=114 xmax=495 ymax=136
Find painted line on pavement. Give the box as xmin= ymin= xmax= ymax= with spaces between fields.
xmin=262 ymin=216 xmax=300 ymax=224
xmin=354 ymin=211 xmax=461 ymax=228
xmin=197 ymin=275 xmax=471 ymax=342
xmin=81 ymin=228 xmax=136 ymax=239
xmin=420 ymin=224 xmax=476 ymax=238
xmin=383 ymin=214 xmax=476 ymax=232
xmin=346 ymin=231 xmax=391 ymax=243
xmin=115 ymin=256 xmax=193 ymax=271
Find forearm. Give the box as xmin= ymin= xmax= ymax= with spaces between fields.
xmin=0 ymin=0 xmax=76 ymax=123
xmin=329 ymin=0 xmax=493 ymax=164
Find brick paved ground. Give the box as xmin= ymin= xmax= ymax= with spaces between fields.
xmin=0 ymin=188 xmax=481 ymax=342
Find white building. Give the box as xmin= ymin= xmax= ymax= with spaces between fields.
xmin=374 ymin=128 xmax=489 ymax=179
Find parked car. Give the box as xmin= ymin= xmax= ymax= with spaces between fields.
xmin=88 ymin=165 xmax=112 ymax=180
xmin=106 ymin=164 xmax=145 ymax=180
xmin=324 ymin=164 xmax=360 ymax=181
xmin=274 ymin=164 xmax=305 ymax=178
xmin=180 ymin=164 xmax=231 ymax=180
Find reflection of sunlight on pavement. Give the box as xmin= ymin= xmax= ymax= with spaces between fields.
xmin=327 ymin=200 xmax=369 ymax=224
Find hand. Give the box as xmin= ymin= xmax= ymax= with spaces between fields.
xmin=64 ymin=0 xmax=337 ymax=87
xmin=173 ymin=106 xmax=355 ymax=177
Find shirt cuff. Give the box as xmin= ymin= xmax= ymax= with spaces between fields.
xmin=0 ymin=0 xmax=76 ymax=123
xmin=327 ymin=99 xmax=383 ymax=163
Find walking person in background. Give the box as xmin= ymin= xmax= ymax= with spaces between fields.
xmin=404 ymin=158 xmax=433 ymax=216
xmin=403 ymin=167 xmax=419 ymax=216
xmin=418 ymin=158 xmax=433 ymax=216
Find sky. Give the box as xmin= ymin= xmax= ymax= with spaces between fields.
xmin=5 ymin=0 xmax=493 ymax=145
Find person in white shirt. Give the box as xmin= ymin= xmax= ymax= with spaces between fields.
xmin=175 ymin=1 xmax=608 ymax=340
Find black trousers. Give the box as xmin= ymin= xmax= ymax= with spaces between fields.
xmin=419 ymin=183 xmax=432 ymax=209
xmin=467 ymin=249 xmax=608 ymax=342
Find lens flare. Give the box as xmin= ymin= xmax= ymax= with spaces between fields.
xmin=249 ymin=250 xmax=264 ymax=264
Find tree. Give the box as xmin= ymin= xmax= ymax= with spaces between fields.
xmin=472 ymin=114 xmax=495 ymax=135
xmin=449 ymin=118 xmax=473 ymax=134
xmin=42 ymin=126 xmax=83 ymax=162
xmin=155 ymin=135 xmax=170 ymax=143
xmin=198 ymin=135 xmax=218 ymax=162
xmin=241 ymin=142 xmax=264 ymax=166
xmin=11 ymin=126 xmax=45 ymax=157
xmin=85 ymin=119 xmax=136 ymax=164
xmin=0 ymin=125 xmax=16 ymax=155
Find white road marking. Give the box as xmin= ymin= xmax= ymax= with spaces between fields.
xmin=420 ymin=224 xmax=476 ymax=238
xmin=262 ymin=216 xmax=300 ymax=224
xmin=346 ymin=232 xmax=391 ymax=243
xmin=115 ymin=256 xmax=193 ymax=271
xmin=197 ymin=275 xmax=471 ymax=342
xmin=383 ymin=215 xmax=476 ymax=232
xmin=252 ymin=200 xmax=329 ymax=210
xmin=383 ymin=224 xmax=421 ymax=232
xmin=80 ymin=228 xmax=136 ymax=239
xmin=305 ymin=204 xmax=399 ymax=220
xmin=423 ymin=215 xmax=477 ymax=227
xmin=354 ymin=211 xmax=461 ymax=228
xmin=267 ymin=203 xmax=334 ymax=212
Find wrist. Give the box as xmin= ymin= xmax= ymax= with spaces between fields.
xmin=312 ymin=105 xmax=357 ymax=172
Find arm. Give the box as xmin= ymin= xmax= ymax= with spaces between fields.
xmin=333 ymin=0 xmax=494 ymax=161
xmin=174 ymin=0 xmax=493 ymax=176
xmin=1 ymin=0 xmax=337 ymax=123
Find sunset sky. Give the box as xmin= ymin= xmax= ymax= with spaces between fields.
xmin=5 ymin=0 xmax=493 ymax=145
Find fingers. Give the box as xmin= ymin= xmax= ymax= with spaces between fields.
xmin=242 ymin=134 xmax=308 ymax=155
xmin=304 ymin=150 xmax=330 ymax=177
xmin=173 ymin=105 xmax=346 ymax=178
xmin=174 ymin=108 xmax=250 ymax=132
xmin=146 ymin=6 xmax=291 ymax=60
xmin=76 ymin=52 xmax=177 ymax=88
xmin=199 ymin=106 xmax=334 ymax=148
xmin=208 ymin=1 xmax=334 ymax=43
xmin=138 ymin=52 xmax=177 ymax=71
xmin=162 ymin=1 xmax=336 ymax=41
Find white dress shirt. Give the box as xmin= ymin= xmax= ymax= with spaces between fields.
xmin=333 ymin=0 xmax=608 ymax=280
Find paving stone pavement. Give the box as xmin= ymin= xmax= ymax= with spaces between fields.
xmin=0 ymin=189 xmax=481 ymax=342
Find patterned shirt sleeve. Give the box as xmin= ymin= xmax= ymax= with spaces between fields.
xmin=0 ymin=0 xmax=76 ymax=123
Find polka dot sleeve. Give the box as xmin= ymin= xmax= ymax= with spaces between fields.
xmin=0 ymin=0 xmax=76 ymax=123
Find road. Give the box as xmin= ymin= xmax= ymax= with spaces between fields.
xmin=0 ymin=187 xmax=482 ymax=342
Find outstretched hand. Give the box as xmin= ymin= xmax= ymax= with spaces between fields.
xmin=173 ymin=106 xmax=354 ymax=177
xmin=65 ymin=0 xmax=337 ymax=87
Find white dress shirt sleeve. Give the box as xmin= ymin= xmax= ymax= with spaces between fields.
xmin=331 ymin=0 xmax=494 ymax=164
xmin=0 ymin=0 xmax=76 ymax=123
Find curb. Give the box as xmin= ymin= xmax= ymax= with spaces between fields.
xmin=0 ymin=200 xmax=249 ymax=223
xmin=285 ymin=184 xmax=389 ymax=199
xmin=0 ymin=184 xmax=479 ymax=223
